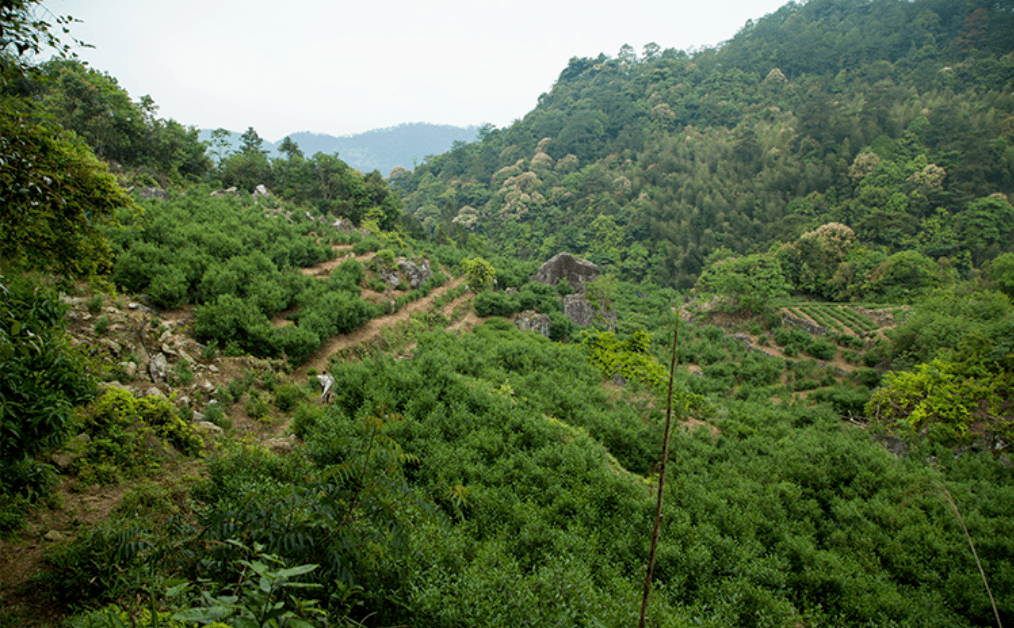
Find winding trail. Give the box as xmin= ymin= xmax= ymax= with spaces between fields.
xmin=295 ymin=276 xmax=469 ymax=378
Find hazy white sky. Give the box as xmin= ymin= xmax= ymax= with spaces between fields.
xmin=40 ymin=0 xmax=791 ymax=141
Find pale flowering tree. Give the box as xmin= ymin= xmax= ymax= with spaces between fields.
xmin=849 ymin=151 xmax=882 ymax=182
xmin=906 ymin=163 xmax=946 ymax=193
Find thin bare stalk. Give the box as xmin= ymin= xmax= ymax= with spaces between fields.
xmin=639 ymin=316 xmax=680 ymax=628
xmin=939 ymin=487 xmax=1003 ymax=628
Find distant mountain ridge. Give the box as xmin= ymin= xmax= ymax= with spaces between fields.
xmin=198 ymin=122 xmax=479 ymax=177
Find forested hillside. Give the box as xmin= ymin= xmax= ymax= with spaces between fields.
xmin=2 ymin=0 xmax=1013 ymax=627
xmin=394 ymin=0 xmax=1014 ymax=294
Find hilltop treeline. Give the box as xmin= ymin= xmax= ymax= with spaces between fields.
xmin=393 ymin=0 xmax=1014 ymax=293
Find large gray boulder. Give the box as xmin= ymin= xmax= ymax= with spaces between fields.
xmin=399 ymin=258 xmax=433 ymax=289
xmin=563 ymin=293 xmax=617 ymax=329
xmin=530 ymin=252 xmax=598 ymax=294
xmin=515 ymin=310 xmax=551 ymax=337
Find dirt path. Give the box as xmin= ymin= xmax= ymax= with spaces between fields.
xmin=301 ymin=245 xmax=377 ymax=278
xmin=296 ymin=276 xmax=468 ymax=377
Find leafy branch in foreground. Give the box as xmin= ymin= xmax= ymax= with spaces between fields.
xmin=169 ymin=540 xmax=328 ymax=628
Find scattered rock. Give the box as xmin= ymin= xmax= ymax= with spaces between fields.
xmin=149 ymin=352 xmax=169 ymax=383
xmin=177 ymin=348 xmax=197 ymax=364
xmin=145 ymin=387 xmax=165 ymax=398
xmin=210 ymin=186 xmax=239 ymax=198
xmin=118 ymin=361 xmax=138 ymax=379
xmin=265 ymin=435 xmax=297 ymax=455
xmin=563 ymin=294 xmax=595 ymax=327
xmin=253 ymin=184 xmax=272 ymax=199
xmin=97 ymin=338 xmax=121 ymax=355
xmin=44 ymin=530 xmax=65 ymax=542
xmin=137 ymin=186 xmax=168 ymax=201
xmin=730 ymin=334 xmax=754 ymax=351
xmin=194 ymin=421 xmax=223 ymax=435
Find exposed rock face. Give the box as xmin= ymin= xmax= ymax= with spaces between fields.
xmin=253 ymin=184 xmax=272 ymax=199
xmin=561 ymin=293 xmax=617 ymax=329
xmin=531 ymin=252 xmax=599 ymax=294
xmin=379 ymin=267 xmax=401 ymax=287
xmin=872 ymin=434 xmax=909 ymax=458
xmin=515 ymin=310 xmax=551 ymax=337
xmin=399 ymin=258 xmax=432 ymax=289
xmin=563 ymin=294 xmax=596 ymax=327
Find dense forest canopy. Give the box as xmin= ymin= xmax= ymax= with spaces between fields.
xmin=393 ymin=0 xmax=1014 ymax=293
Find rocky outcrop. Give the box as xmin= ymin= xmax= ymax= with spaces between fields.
xmin=515 ymin=310 xmax=551 ymax=337
xmin=562 ymin=294 xmax=617 ymax=329
xmin=783 ymin=313 xmax=827 ymax=336
xmin=137 ymin=187 xmax=168 ymax=201
xmin=398 ymin=258 xmax=432 ymax=289
xmin=531 ymin=252 xmax=599 ymax=294
xmin=563 ymin=294 xmax=595 ymax=327
xmin=872 ymin=434 xmax=909 ymax=458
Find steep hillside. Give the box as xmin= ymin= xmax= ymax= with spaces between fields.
xmin=394 ymin=0 xmax=1014 ymax=291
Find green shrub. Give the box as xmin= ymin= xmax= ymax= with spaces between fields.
xmin=244 ymin=391 xmax=271 ymax=420
xmin=1 ymin=276 xmax=95 ymax=497
xmin=92 ymin=315 xmax=111 ymax=335
xmin=548 ymin=311 xmax=573 ymax=342
xmin=806 ymin=338 xmax=837 ymax=361
xmin=273 ymin=383 xmax=306 ymax=413
xmin=45 ymin=517 xmax=153 ymax=606
xmin=202 ymin=401 xmax=229 ymax=429
xmin=86 ymin=294 xmax=104 ymax=315
xmin=473 ymin=291 xmax=517 ymax=317
xmin=168 ymin=363 xmax=194 ymax=387
xmin=76 ymin=388 xmax=203 ymax=483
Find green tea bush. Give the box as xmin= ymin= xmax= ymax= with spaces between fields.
xmin=244 ymin=391 xmax=271 ymax=420
xmin=473 ymin=290 xmax=517 ymax=317
xmin=76 ymin=388 xmax=203 ymax=484
xmin=353 ymin=237 xmax=383 ymax=255
xmin=806 ymin=338 xmax=837 ymax=361
xmin=45 ymin=516 xmax=154 ymax=606
xmin=92 ymin=314 xmax=111 ymax=335
xmin=273 ymin=383 xmax=307 ymax=413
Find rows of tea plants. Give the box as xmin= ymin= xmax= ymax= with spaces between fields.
xmin=794 ymin=303 xmax=880 ymax=335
